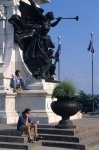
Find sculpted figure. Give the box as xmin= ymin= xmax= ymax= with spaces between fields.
xmin=8 ymin=0 xmax=62 ymax=80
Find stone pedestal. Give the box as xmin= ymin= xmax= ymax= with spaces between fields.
xmin=0 ymin=90 xmax=18 ymax=124
xmin=15 ymin=86 xmax=61 ymax=124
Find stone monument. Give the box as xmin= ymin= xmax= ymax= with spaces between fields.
xmin=0 ymin=0 xmax=62 ymax=124
xmin=0 ymin=0 xmax=82 ymax=124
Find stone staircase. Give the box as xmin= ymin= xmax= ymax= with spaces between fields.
xmin=0 ymin=128 xmax=41 ymax=150
xmin=37 ymin=117 xmax=99 ymax=150
xmin=38 ymin=124 xmax=85 ymax=150
xmin=0 ymin=117 xmax=99 ymax=150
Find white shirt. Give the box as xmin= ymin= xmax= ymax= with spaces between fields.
xmin=13 ymin=75 xmax=21 ymax=84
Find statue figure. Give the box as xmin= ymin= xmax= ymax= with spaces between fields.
xmin=8 ymin=0 xmax=62 ymax=80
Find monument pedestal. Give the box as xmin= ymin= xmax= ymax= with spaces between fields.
xmin=16 ymin=84 xmax=61 ymax=123
xmin=0 ymin=90 xmax=18 ymax=124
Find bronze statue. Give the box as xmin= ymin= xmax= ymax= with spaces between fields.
xmin=8 ymin=0 xmax=62 ymax=80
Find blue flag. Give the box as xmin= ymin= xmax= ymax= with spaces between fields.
xmin=87 ymin=40 xmax=94 ymax=54
xmin=91 ymin=47 xmax=94 ymax=54
xmin=54 ymin=41 xmax=61 ymax=61
xmin=88 ymin=40 xmax=92 ymax=51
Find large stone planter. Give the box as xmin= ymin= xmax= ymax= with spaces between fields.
xmin=51 ymin=98 xmax=79 ymax=128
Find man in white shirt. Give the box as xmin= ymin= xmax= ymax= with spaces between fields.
xmin=11 ymin=70 xmax=26 ymax=92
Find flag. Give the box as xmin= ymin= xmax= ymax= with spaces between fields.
xmin=58 ymin=42 xmax=61 ymax=52
xmin=87 ymin=40 xmax=92 ymax=51
xmin=91 ymin=47 xmax=94 ymax=54
xmin=54 ymin=40 xmax=61 ymax=61
xmin=87 ymin=40 xmax=94 ymax=54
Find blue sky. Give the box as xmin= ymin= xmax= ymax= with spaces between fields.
xmin=41 ymin=0 xmax=99 ymax=94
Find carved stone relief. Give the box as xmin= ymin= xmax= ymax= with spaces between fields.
xmin=0 ymin=5 xmax=7 ymax=20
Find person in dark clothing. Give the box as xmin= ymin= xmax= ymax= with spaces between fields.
xmin=17 ymin=108 xmax=39 ymax=143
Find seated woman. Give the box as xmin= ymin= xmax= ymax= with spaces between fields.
xmin=10 ymin=69 xmax=27 ymax=92
xmin=17 ymin=108 xmax=40 ymax=143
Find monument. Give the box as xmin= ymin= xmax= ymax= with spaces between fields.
xmin=0 ymin=0 xmax=63 ymax=124
xmin=8 ymin=0 xmax=62 ymax=81
xmin=0 ymin=0 xmax=82 ymax=124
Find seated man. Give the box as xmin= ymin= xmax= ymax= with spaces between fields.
xmin=10 ymin=69 xmax=27 ymax=92
xmin=17 ymin=108 xmax=40 ymax=143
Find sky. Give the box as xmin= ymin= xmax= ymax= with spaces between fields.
xmin=41 ymin=0 xmax=99 ymax=94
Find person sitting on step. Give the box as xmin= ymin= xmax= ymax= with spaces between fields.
xmin=17 ymin=108 xmax=40 ymax=143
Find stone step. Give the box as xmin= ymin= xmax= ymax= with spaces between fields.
xmin=0 ymin=141 xmax=41 ymax=150
xmin=42 ymin=140 xmax=85 ymax=150
xmin=0 ymin=149 xmax=24 ymax=150
xmin=0 ymin=128 xmax=97 ymax=138
xmin=0 ymin=133 xmax=79 ymax=145
xmin=0 ymin=135 xmax=27 ymax=143
xmin=0 ymin=128 xmax=75 ymax=137
xmin=38 ymin=124 xmax=56 ymax=128
xmin=0 ymin=129 xmax=19 ymax=136
xmin=40 ymin=134 xmax=79 ymax=143
xmin=0 ymin=142 xmax=28 ymax=150
xmin=38 ymin=128 xmax=74 ymax=136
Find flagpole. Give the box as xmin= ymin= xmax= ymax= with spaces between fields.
xmin=90 ymin=32 xmax=94 ymax=114
xmin=58 ymin=36 xmax=61 ymax=80
xmin=58 ymin=59 xmax=60 ymax=80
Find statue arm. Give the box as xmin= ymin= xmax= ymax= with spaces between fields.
xmin=51 ymin=17 xmax=62 ymax=27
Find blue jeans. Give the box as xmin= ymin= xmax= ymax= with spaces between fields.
xmin=12 ymin=79 xmax=25 ymax=89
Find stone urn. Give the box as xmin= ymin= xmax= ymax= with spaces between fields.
xmin=51 ymin=80 xmax=79 ymax=129
xmin=51 ymin=97 xmax=79 ymax=128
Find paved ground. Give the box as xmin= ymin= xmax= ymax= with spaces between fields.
xmin=0 ymin=146 xmax=99 ymax=150
xmin=89 ymin=145 xmax=99 ymax=150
